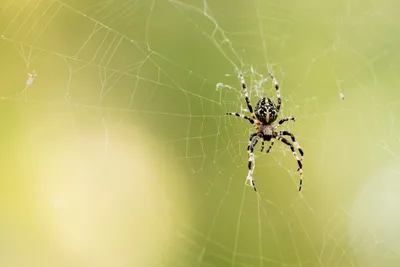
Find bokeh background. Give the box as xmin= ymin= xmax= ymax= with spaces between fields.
xmin=1 ymin=0 xmax=400 ymax=266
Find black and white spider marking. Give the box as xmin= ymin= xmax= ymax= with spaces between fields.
xmin=227 ymin=72 xmax=304 ymax=192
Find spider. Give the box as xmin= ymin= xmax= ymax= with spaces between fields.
xmin=226 ymin=72 xmax=304 ymax=192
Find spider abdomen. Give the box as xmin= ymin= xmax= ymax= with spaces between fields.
xmin=255 ymin=97 xmax=278 ymax=124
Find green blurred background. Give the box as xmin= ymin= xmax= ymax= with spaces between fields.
xmin=1 ymin=0 xmax=400 ymax=266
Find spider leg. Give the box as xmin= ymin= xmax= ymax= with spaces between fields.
xmin=276 ymin=136 xmax=303 ymax=191
xmin=247 ymin=134 xmax=259 ymax=191
xmin=226 ymin=112 xmax=254 ymax=124
xmin=268 ymin=72 xmax=282 ymax=112
xmin=239 ymin=72 xmax=255 ymax=119
xmin=279 ymin=130 xmax=304 ymax=159
xmin=247 ymin=133 xmax=257 ymax=152
xmin=266 ymin=140 xmax=275 ymax=153
xmin=278 ymin=116 xmax=295 ymax=125
xmin=261 ymin=140 xmax=275 ymax=153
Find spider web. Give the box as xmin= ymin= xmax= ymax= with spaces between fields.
xmin=1 ymin=0 xmax=400 ymax=266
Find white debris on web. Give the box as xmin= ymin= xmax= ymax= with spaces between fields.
xmin=216 ymin=82 xmax=234 ymax=91
xmin=240 ymin=103 xmax=249 ymax=113
xmin=339 ymin=92 xmax=345 ymax=100
xmin=253 ymin=76 xmax=268 ymax=97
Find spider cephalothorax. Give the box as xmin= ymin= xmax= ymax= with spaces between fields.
xmin=226 ymin=72 xmax=304 ymax=192
xmin=254 ymin=97 xmax=278 ymax=124
xmin=258 ymin=124 xmax=275 ymax=141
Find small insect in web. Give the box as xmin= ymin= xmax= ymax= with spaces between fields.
xmin=17 ymin=70 xmax=37 ymax=99
xmin=26 ymin=70 xmax=37 ymax=87
xmin=226 ymin=72 xmax=304 ymax=192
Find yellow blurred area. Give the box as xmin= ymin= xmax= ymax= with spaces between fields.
xmin=0 ymin=108 xmax=188 ymax=267
xmin=349 ymin=164 xmax=400 ymax=265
